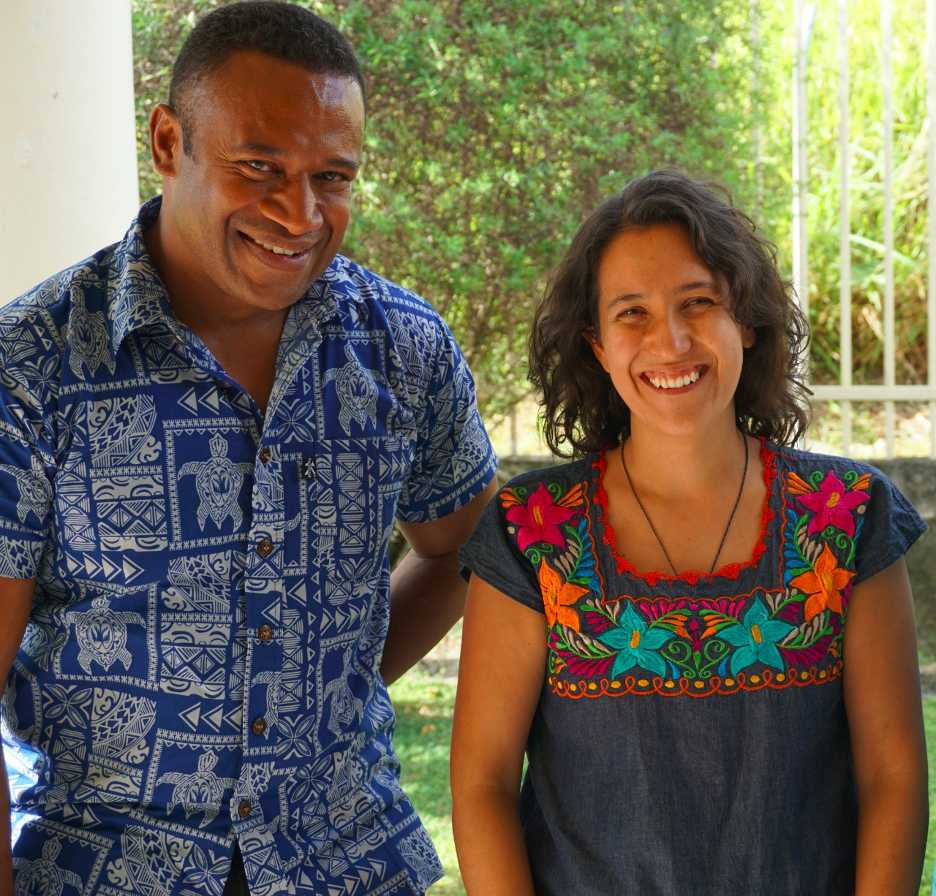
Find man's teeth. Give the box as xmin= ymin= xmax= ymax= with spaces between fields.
xmin=253 ymin=237 xmax=300 ymax=256
xmin=647 ymin=370 xmax=701 ymax=390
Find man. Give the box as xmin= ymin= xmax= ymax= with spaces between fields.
xmin=0 ymin=3 xmax=497 ymax=893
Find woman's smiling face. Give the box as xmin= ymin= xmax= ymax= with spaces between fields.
xmin=585 ymin=222 xmax=755 ymax=440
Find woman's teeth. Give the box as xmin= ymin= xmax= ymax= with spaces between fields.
xmin=647 ymin=370 xmax=701 ymax=390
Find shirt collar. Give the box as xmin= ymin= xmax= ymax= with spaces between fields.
xmin=107 ymin=196 xmax=178 ymax=359
xmin=107 ymin=195 xmax=349 ymax=359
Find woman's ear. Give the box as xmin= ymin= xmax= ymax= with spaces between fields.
xmin=582 ymin=327 xmax=609 ymax=373
xmin=741 ymin=325 xmax=756 ymax=349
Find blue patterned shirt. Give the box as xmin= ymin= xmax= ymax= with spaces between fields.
xmin=0 ymin=197 xmax=495 ymax=895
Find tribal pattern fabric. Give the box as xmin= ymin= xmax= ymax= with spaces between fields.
xmin=0 ymin=198 xmax=496 ymax=895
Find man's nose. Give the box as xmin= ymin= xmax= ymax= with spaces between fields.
xmin=260 ymin=178 xmax=323 ymax=235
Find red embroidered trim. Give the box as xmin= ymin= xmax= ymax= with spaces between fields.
xmin=593 ymin=437 xmax=778 ymax=587
xmin=549 ymin=660 xmax=841 ymax=699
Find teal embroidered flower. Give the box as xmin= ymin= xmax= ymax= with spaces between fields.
xmin=720 ymin=598 xmax=795 ymax=676
xmin=597 ymin=603 xmax=674 ymax=678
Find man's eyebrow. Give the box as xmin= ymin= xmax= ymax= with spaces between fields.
xmin=233 ymin=143 xmax=360 ymax=172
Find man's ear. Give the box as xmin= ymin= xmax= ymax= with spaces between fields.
xmin=149 ymin=103 xmax=184 ymax=177
xmin=582 ymin=327 xmax=609 ymax=373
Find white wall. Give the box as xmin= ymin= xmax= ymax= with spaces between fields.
xmin=0 ymin=0 xmax=139 ymax=302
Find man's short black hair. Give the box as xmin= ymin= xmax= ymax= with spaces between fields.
xmin=168 ymin=0 xmax=364 ymax=154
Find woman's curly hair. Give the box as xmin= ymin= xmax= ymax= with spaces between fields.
xmin=530 ymin=168 xmax=811 ymax=457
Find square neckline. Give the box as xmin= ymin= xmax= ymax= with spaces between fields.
xmin=591 ymin=437 xmax=778 ymax=588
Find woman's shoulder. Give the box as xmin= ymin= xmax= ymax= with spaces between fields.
xmin=764 ymin=441 xmax=926 ymax=579
xmin=498 ymin=454 xmax=601 ymax=494
xmin=765 ymin=441 xmax=885 ymax=481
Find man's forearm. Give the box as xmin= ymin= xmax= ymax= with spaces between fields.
xmin=381 ymin=549 xmax=467 ymax=685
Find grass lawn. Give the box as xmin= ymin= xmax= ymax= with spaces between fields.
xmin=922 ymin=698 xmax=936 ymax=895
xmin=391 ymin=668 xmax=936 ymax=896
xmin=389 ymin=668 xmax=465 ymax=895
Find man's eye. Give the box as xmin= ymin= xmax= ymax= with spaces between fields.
xmin=244 ymin=160 xmax=272 ymax=172
xmin=319 ymin=171 xmax=350 ymax=183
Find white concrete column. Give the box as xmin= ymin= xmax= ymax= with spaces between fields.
xmin=0 ymin=0 xmax=139 ymax=302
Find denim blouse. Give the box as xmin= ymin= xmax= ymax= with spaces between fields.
xmin=460 ymin=440 xmax=926 ymax=896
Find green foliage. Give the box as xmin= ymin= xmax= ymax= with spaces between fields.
xmin=132 ymin=0 xmax=223 ymax=202
xmin=130 ymin=0 xmax=935 ymax=423
xmin=131 ymin=0 xmax=761 ymax=418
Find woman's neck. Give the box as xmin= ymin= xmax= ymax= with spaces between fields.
xmin=622 ymin=421 xmax=747 ymax=501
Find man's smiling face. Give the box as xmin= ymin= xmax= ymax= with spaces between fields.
xmin=151 ymin=49 xmax=365 ymax=317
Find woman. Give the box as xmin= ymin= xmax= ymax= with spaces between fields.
xmin=451 ymin=169 xmax=928 ymax=895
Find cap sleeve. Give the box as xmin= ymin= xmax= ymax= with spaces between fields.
xmin=458 ymin=478 xmax=546 ymax=614
xmin=853 ymin=468 xmax=927 ymax=585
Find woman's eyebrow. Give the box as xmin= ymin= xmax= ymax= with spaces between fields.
xmin=676 ymin=280 xmax=721 ymax=293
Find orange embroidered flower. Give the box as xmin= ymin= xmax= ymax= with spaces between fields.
xmin=538 ymin=562 xmax=587 ymax=631
xmin=789 ymin=543 xmax=856 ymax=622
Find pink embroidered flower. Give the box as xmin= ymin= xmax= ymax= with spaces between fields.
xmin=795 ymin=471 xmax=866 ymax=536
xmin=506 ymin=483 xmax=577 ymax=553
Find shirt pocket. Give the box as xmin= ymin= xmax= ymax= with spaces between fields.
xmin=286 ymin=432 xmax=416 ymax=585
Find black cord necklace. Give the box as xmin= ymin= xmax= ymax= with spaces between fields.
xmin=619 ymin=431 xmax=749 ymax=576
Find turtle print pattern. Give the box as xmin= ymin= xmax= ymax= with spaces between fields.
xmin=0 ymin=197 xmax=496 ymax=895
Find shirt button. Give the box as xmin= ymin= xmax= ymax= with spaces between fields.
xmin=256 ymin=539 xmax=274 ymax=558
xmin=259 ymin=446 xmax=272 ymax=463
xmin=258 ymin=624 xmax=273 ymax=642
xmin=251 ymin=716 xmax=267 ymax=736
xmin=238 ymin=800 xmax=252 ymax=818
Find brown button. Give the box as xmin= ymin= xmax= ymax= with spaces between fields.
xmin=256 ymin=539 xmax=274 ymax=558
xmin=238 ymin=800 xmax=252 ymax=818
xmin=251 ymin=716 xmax=267 ymax=736
xmin=258 ymin=624 xmax=273 ymax=642
xmin=259 ymin=446 xmax=272 ymax=464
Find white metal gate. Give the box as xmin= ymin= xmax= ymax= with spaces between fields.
xmin=793 ymin=0 xmax=936 ymax=458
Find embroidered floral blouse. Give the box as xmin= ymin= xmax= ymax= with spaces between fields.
xmin=459 ymin=440 xmax=926 ymax=896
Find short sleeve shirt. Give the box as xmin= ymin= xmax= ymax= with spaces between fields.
xmin=459 ymin=440 xmax=925 ymax=896
xmin=0 ymin=197 xmax=496 ymax=895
